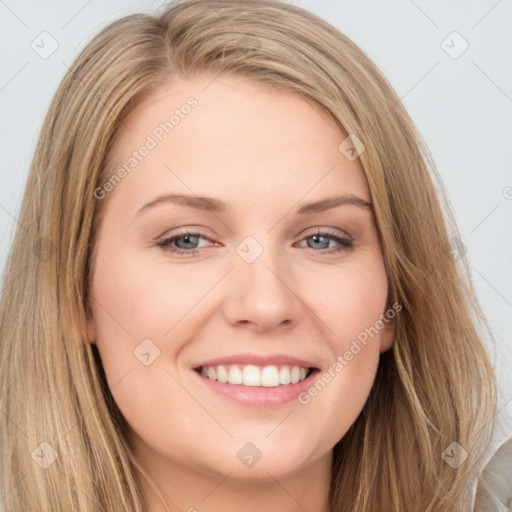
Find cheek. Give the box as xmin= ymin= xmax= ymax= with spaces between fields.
xmin=89 ymin=251 xmax=202 ymax=442
xmin=303 ymin=257 xmax=388 ymax=348
xmin=88 ymin=249 xmax=231 ymax=402
xmin=293 ymin=258 xmax=387 ymax=443
xmin=90 ymin=249 xmax=217 ymax=344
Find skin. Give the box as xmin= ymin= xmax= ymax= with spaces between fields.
xmin=87 ymin=72 xmax=395 ymax=512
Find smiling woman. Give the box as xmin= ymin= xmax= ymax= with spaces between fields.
xmin=0 ymin=1 xmax=498 ymax=511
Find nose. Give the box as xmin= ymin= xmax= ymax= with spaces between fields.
xmin=222 ymin=247 xmax=299 ymax=333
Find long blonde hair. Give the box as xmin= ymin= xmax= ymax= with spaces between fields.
xmin=0 ymin=0 xmax=497 ymax=510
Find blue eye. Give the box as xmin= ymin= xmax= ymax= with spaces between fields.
xmin=298 ymin=230 xmax=353 ymax=254
xmin=157 ymin=231 xmax=209 ymax=256
xmin=157 ymin=229 xmax=353 ymax=256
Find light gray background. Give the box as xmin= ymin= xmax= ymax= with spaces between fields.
xmin=1 ymin=0 xmax=511 ymax=461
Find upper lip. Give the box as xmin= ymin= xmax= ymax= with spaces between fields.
xmin=193 ymin=353 xmax=320 ymax=370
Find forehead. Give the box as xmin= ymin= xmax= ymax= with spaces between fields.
xmin=103 ymin=73 xmax=370 ymax=212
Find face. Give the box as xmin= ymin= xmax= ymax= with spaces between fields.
xmin=87 ymin=73 xmax=395 ymax=486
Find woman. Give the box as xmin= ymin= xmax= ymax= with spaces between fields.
xmin=0 ymin=0 xmax=498 ymax=510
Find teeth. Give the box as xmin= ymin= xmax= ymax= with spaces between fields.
xmin=243 ymin=365 xmax=261 ymax=386
xmin=217 ymin=365 xmax=229 ymax=383
xmin=261 ymin=366 xmax=279 ymax=387
xmin=279 ymin=366 xmax=291 ymax=385
xmin=290 ymin=366 xmax=300 ymax=384
xmin=199 ymin=364 xmax=310 ymax=387
xmin=228 ymin=365 xmax=242 ymax=384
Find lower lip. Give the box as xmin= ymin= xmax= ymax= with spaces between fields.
xmin=192 ymin=369 xmax=319 ymax=406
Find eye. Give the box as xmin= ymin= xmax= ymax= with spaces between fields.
xmin=295 ymin=229 xmax=353 ymax=255
xmin=157 ymin=230 xmax=213 ymax=256
xmin=156 ymin=228 xmax=354 ymax=256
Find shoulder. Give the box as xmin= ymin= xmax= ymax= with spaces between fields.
xmin=474 ymin=437 xmax=512 ymax=511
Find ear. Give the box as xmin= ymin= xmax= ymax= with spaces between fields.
xmin=379 ymin=314 xmax=396 ymax=354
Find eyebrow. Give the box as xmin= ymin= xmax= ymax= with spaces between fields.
xmin=134 ymin=193 xmax=373 ymax=218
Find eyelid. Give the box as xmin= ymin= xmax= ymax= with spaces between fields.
xmin=300 ymin=226 xmax=352 ymax=239
xmin=155 ymin=225 xmax=214 ymax=240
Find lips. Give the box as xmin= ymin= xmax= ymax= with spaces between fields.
xmin=193 ymin=353 xmax=319 ymax=370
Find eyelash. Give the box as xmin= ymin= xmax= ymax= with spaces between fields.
xmin=156 ymin=229 xmax=354 ymax=256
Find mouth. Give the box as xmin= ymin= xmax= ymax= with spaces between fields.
xmin=194 ymin=363 xmax=316 ymax=387
xmin=192 ymin=357 xmax=321 ymax=406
